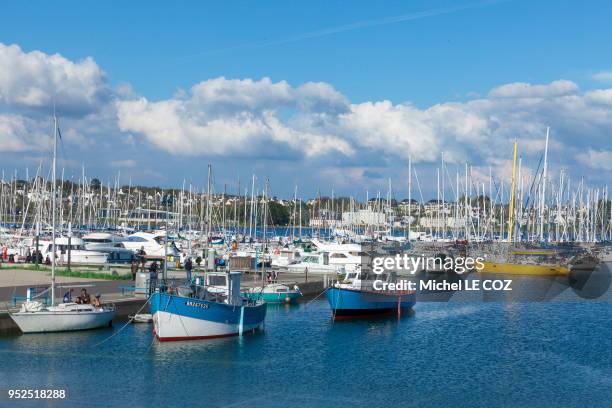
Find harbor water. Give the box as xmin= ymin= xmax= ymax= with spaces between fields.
xmin=1 ymin=294 xmax=611 ymax=407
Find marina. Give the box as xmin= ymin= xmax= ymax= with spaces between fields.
xmin=0 ymin=122 xmax=609 ymax=354
xmin=1 ymin=1 xmax=612 ymax=406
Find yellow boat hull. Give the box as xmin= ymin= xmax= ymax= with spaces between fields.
xmin=480 ymin=262 xmax=569 ymax=276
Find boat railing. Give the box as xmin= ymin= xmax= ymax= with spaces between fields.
xmin=11 ymin=285 xmax=51 ymax=307
xmin=70 ymin=303 xmax=116 ymax=312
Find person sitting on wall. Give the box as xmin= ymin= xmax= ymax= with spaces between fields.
xmin=44 ymin=255 xmax=51 ymax=266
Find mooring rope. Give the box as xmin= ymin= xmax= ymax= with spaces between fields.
xmin=91 ymin=296 xmax=151 ymax=348
xmin=301 ymin=287 xmax=328 ymax=308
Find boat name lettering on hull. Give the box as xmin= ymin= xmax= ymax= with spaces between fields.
xmin=186 ymin=301 xmax=209 ymax=309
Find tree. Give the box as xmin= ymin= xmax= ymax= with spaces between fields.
xmin=268 ymin=202 xmax=290 ymax=226
xmin=91 ymin=178 xmax=101 ymax=190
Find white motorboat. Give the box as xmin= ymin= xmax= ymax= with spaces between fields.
xmin=82 ymin=232 xmax=125 ymax=250
xmin=310 ymin=239 xmax=366 ymax=272
xmin=27 ymin=236 xmax=109 ymax=265
xmin=270 ymin=248 xmax=302 ymax=267
xmin=122 ymin=231 xmax=180 ymax=257
xmin=285 ymin=252 xmax=344 ymax=274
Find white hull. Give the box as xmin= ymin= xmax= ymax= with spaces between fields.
xmin=153 ymin=310 xmax=262 ymax=340
xmin=271 ymin=257 xmax=298 ymax=267
xmin=11 ymin=310 xmax=115 ymax=333
xmin=65 ymin=251 xmax=109 ymax=265
xmin=130 ymin=313 xmax=153 ymax=323
xmin=285 ymin=264 xmax=343 ymax=274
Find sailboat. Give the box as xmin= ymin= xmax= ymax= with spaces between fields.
xmin=480 ymin=135 xmax=569 ymax=276
xmin=10 ymin=114 xmax=115 ymax=333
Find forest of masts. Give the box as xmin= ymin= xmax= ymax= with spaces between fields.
xmin=0 ymin=158 xmax=609 ymax=243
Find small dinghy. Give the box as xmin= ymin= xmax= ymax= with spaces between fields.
xmin=129 ymin=313 xmax=153 ymax=323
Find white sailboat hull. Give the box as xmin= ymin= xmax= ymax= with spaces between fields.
xmin=11 ymin=310 xmax=115 ymax=333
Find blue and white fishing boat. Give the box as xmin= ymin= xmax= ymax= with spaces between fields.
xmin=150 ymin=272 xmax=266 ymax=341
xmin=326 ymin=270 xmax=415 ymax=320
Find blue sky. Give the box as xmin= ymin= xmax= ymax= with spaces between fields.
xmin=0 ymin=0 xmax=611 ymax=199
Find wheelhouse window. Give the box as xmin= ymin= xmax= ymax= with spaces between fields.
xmin=207 ymin=275 xmax=227 ymax=287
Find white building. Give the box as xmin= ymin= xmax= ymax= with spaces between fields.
xmin=341 ymin=209 xmax=386 ymax=226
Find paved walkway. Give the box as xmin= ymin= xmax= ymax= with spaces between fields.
xmin=0 ymin=265 xmax=320 ymax=304
xmin=0 ymin=268 xmax=108 ymax=287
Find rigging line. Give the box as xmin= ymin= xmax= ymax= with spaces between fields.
xmin=144 ymin=330 xmax=157 ymax=353
xmin=524 ymin=153 xmax=545 ymax=211
xmin=283 ymin=281 xmax=332 ymax=317
xmin=90 ymin=297 xmax=151 ymax=348
xmin=299 ymin=287 xmax=328 ymax=309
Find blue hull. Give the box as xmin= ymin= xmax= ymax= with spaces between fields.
xmin=326 ymin=287 xmax=415 ymax=320
xmin=150 ymin=292 xmax=267 ymax=341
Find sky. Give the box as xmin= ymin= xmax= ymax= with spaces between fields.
xmin=0 ymin=0 xmax=611 ymax=200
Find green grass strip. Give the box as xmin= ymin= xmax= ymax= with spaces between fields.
xmin=0 ymin=264 xmax=132 ymax=280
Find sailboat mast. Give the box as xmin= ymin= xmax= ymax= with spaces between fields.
xmin=408 ymin=155 xmax=411 ymax=239
xmin=51 ymin=114 xmax=58 ymax=306
xmin=205 ymin=164 xmax=212 ymax=245
xmin=508 ymin=140 xmax=518 ymax=243
xmin=540 ymin=127 xmax=550 ymax=242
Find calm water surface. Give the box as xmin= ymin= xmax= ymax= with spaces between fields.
xmin=1 ymin=297 xmax=611 ymax=407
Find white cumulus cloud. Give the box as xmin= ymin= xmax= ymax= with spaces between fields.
xmin=0 ymin=42 xmax=611 ymax=188
xmin=576 ymin=149 xmax=612 ymax=172
xmin=0 ymin=43 xmax=110 ymax=116
xmin=0 ymin=114 xmax=50 ymax=152
xmin=115 ymin=76 xmax=612 ymax=186
xmin=116 ymin=78 xmax=353 ymax=158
